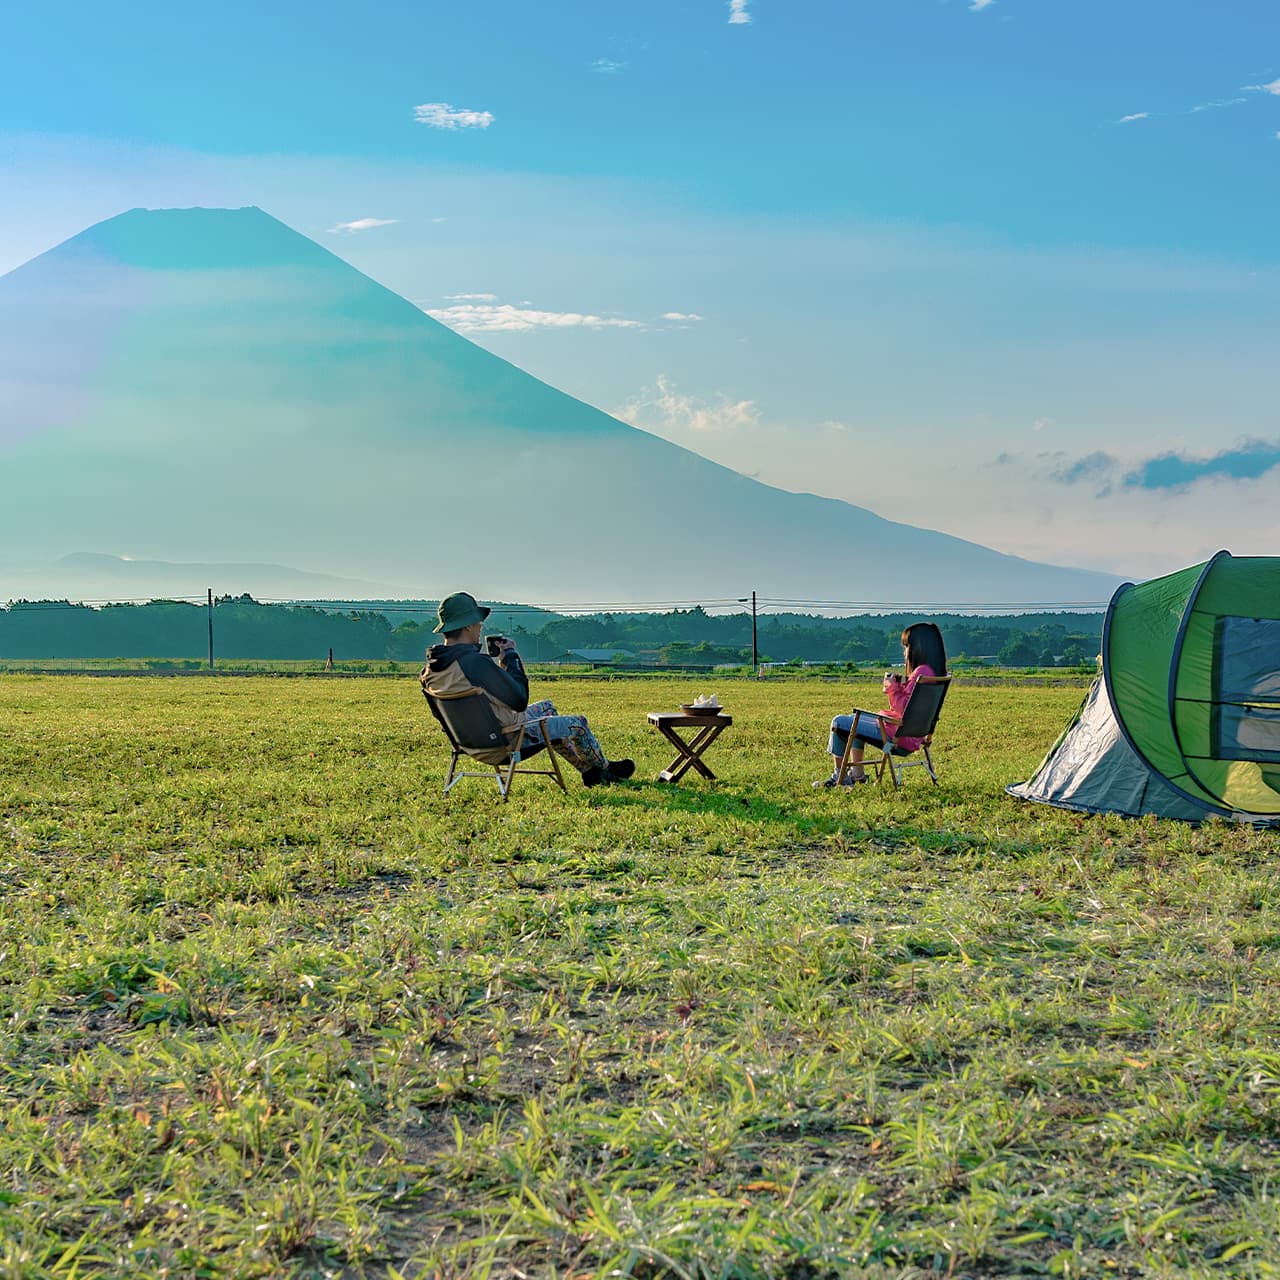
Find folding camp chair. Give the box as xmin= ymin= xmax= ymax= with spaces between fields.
xmin=424 ymin=688 xmax=566 ymax=801
xmin=836 ymin=675 xmax=951 ymax=789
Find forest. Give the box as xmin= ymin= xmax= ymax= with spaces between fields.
xmin=0 ymin=596 xmax=1103 ymax=667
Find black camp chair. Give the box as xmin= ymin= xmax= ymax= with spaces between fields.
xmin=836 ymin=675 xmax=952 ymax=789
xmin=424 ymin=687 xmax=566 ymax=802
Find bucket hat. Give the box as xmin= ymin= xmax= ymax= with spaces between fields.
xmin=433 ymin=591 xmax=491 ymax=634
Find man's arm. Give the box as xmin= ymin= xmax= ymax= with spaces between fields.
xmin=458 ymin=648 xmax=530 ymax=711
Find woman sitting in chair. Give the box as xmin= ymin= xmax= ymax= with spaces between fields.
xmin=815 ymin=622 xmax=948 ymax=787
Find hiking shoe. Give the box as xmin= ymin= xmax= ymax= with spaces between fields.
xmin=581 ymin=765 xmax=605 ymax=787
xmin=605 ymin=758 xmax=636 ymax=781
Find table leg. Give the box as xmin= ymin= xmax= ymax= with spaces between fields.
xmin=656 ymin=721 xmax=727 ymax=782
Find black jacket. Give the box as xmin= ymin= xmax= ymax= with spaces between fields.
xmin=423 ymin=642 xmax=529 ymax=712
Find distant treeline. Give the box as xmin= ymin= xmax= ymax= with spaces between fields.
xmin=0 ymin=597 xmax=1103 ymax=667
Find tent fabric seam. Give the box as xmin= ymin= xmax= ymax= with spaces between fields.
xmin=1167 ymin=550 xmax=1230 ymax=805
xmin=1102 ymin=569 xmax=1234 ymax=820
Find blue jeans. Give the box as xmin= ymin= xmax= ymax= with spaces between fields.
xmin=828 ymin=712 xmax=885 ymax=758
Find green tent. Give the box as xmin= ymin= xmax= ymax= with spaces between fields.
xmin=1009 ymin=551 xmax=1280 ymax=825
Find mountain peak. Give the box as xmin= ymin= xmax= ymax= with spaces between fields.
xmin=66 ymin=205 xmax=336 ymax=271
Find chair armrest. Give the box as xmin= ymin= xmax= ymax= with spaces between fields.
xmin=522 ymin=713 xmax=562 ymax=739
xmin=503 ymin=713 xmax=560 ymax=741
xmin=848 ymin=706 xmax=901 ymax=727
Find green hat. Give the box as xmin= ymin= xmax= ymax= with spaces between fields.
xmin=434 ymin=591 xmax=491 ymax=633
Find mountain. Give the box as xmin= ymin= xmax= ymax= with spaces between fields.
xmin=0 ymin=206 xmax=1121 ymax=605
xmin=0 ymin=554 xmax=410 ymax=603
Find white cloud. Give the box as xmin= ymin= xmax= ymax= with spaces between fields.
xmin=1242 ymin=78 xmax=1280 ymax=95
xmin=617 ymin=374 xmax=759 ymax=433
xmin=592 ymin=58 xmax=626 ymax=73
xmin=1118 ymin=112 xmax=1150 ymax=124
xmin=1189 ymin=97 xmax=1246 ymax=113
xmin=1033 ymin=416 xmax=1053 ymax=432
xmin=424 ymin=302 xmax=643 ymax=333
xmin=327 ymin=217 xmax=397 ymax=233
xmin=662 ymin=311 xmax=704 ymax=322
xmin=413 ymin=102 xmax=495 ymax=130
xmin=728 ymin=0 xmax=751 ymax=25
xmin=445 ymin=292 xmax=498 ymax=302
xmin=969 ymin=0 xmax=995 ymax=11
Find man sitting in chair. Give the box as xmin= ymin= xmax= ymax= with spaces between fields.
xmin=421 ymin=591 xmax=635 ymax=787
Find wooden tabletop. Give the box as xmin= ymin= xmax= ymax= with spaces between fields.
xmin=647 ymin=711 xmax=733 ymax=726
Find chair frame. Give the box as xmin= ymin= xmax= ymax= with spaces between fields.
xmin=836 ymin=675 xmax=951 ymax=789
xmin=425 ymin=688 xmax=567 ymax=802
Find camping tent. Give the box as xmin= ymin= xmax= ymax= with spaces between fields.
xmin=1008 ymin=551 xmax=1280 ymax=825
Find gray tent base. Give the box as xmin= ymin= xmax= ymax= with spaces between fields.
xmin=1006 ymin=679 xmax=1247 ymax=825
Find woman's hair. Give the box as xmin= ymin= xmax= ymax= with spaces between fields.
xmin=902 ymin=622 xmax=947 ymax=676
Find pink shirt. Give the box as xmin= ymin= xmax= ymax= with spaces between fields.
xmin=881 ymin=663 xmax=937 ymax=752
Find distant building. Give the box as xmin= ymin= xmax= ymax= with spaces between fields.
xmin=563 ymin=647 xmax=635 ymax=664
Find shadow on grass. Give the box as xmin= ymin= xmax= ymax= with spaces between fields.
xmin=582 ymin=776 xmax=963 ymax=847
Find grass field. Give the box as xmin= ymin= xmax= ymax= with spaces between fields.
xmin=2 ymin=674 xmax=1278 ymax=1279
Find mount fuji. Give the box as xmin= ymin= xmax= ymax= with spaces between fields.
xmin=0 ymin=207 xmax=1119 ymax=606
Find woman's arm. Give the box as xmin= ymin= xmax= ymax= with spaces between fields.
xmin=886 ymin=663 xmax=935 ymax=718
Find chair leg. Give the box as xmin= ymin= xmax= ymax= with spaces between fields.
xmin=443 ymin=748 xmax=464 ymax=796
xmin=496 ymin=756 xmax=517 ymax=801
xmin=870 ymin=748 xmax=887 ymax=785
xmin=885 ymin=750 xmax=902 ymax=789
xmin=835 ymin=732 xmax=859 ymax=785
xmin=496 ymin=726 xmax=528 ymax=802
xmin=543 ymin=738 xmax=567 ymax=792
xmin=922 ymin=743 xmax=937 ymax=784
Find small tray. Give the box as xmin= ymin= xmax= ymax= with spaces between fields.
xmin=680 ymin=703 xmax=725 ymax=715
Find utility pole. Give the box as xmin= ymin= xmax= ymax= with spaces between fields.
xmin=207 ymin=588 xmax=214 ymax=671
xmin=738 ymin=591 xmax=758 ymax=677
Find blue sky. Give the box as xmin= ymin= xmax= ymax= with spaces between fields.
xmin=3 ymin=0 xmax=1278 ymax=577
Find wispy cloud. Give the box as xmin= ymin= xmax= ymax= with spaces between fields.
xmin=1123 ymin=440 xmax=1280 ymax=491
xmin=413 ymin=102 xmax=494 ymax=130
xmin=1044 ymin=440 xmax=1280 ymax=494
xmin=1049 ymin=451 xmax=1118 ymax=488
xmin=592 ymin=58 xmax=626 ymax=74
xmin=728 ymin=0 xmax=751 ymax=25
xmin=327 ymin=217 xmax=397 ymax=234
xmin=969 ymin=0 xmax=995 ymax=11
xmin=424 ymin=302 xmax=642 ymax=333
xmin=445 ymin=292 xmax=498 ymax=302
xmin=617 ymin=374 xmax=759 ymax=433
xmin=1190 ymin=97 xmax=1246 ymax=113
xmin=662 ymin=311 xmax=704 ymax=322
xmin=1118 ymin=112 xmax=1151 ymax=124
xmin=1242 ymin=78 xmax=1280 ymax=95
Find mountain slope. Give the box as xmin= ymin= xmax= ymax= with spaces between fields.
xmin=0 ymin=206 xmax=1120 ymax=604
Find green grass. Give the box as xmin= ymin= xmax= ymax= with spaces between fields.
xmin=1 ymin=674 xmax=1278 ymax=1279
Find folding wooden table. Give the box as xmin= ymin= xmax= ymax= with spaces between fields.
xmin=647 ymin=710 xmax=734 ymax=783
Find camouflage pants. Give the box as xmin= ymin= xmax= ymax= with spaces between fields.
xmin=520 ymin=699 xmax=609 ymax=773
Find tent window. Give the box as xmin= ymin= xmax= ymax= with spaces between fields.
xmin=1213 ymin=616 xmax=1280 ymax=762
xmin=1213 ymin=705 xmax=1280 ymax=764
xmin=1215 ymin=617 xmax=1280 ymax=702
